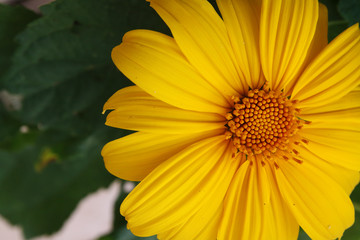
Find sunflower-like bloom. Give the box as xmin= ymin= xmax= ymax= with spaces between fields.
xmin=101 ymin=0 xmax=360 ymax=239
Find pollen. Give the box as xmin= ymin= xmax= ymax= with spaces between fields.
xmin=225 ymin=89 xmax=303 ymax=156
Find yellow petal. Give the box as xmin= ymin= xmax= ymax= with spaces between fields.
xmin=112 ymin=30 xmax=230 ymax=113
xmin=104 ymin=87 xmax=225 ymax=134
xmin=216 ymin=0 xmax=264 ymax=89
xmin=292 ymin=24 xmax=360 ymax=108
xmin=218 ymin=157 xmax=299 ymax=240
xmin=276 ymin=159 xmax=355 ymax=240
xmin=259 ymin=0 xmax=319 ymax=91
xmin=299 ymin=87 xmax=360 ymax=130
xmin=148 ymin=0 xmax=244 ymax=97
xmin=301 ymin=86 xmax=360 ymax=114
xmin=301 ymin=109 xmax=360 ymax=131
xmin=121 ymin=136 xmax=238 ymax=237
xmin=157 ymin=144 xmax=239 ymax=240
xmin=218 ymin=159 xmax=265 ymax=239
xmin=299 ymin=87 xmax=360 ymax=132
xmin=158 ymin=205 xmax=222 ymax=240
xmin=217 ymin=160 xmax=251 ymax=239
xmin=285 ymin=3 xmax=328 ymax=95
xmin=103 ymin=85 xmax=152 ymax=112
xmin=302 ymin=128 xmax=360 ymax=154
xmin=262 ymin=162 xmax=300 ymax=240
xmin=101 ymin=129 xmax=223 ymax=181
xmin=305 ymin=3 xmax=329 ymax=62
xmin=300 ymin=128 xmax=360 ymax=170
xmin=296 ymin=146 xmax=360 ymax=195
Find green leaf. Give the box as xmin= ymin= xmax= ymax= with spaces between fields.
xmin=0 ymin=4 xmax=38 ymax=82
xmin=0 ymin=104 xmax=20 ymax=146
xmin=0 ymin=128 xmax=122 ymax=238
xmin=319 ymin=0 xmax=355 ymax=42
xmin=319 ymin=0 xmax=344 ymax=21
xmin=297 ymin=228 xmax=311 ymax=240
xmin=343 ymin=208 xmax=360 ymax=240
xmin=328 ymin=20 xmax=349 ymax=41
xmin=3 ymin=0 xmax=169 ymax=136
xmin=338 ymin=0 xmax=360 ymax=25
xmin=0 ymin=0 xmax=170 ymax=238
xmin=0 ymin=150 xmax=16 ymax=183
xmin=350 ymin=183 xmax=360 ymax=210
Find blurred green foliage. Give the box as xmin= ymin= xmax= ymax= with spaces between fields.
xmin=319 ymin=0 xmax=359 ymax=41
xmin=0 ymin=0 xmax=359 ymax=240
xmin=338 ymin=0 xmax=360 ymax=25
xmin=0 ymin=4 xmax=38 ymax=80
xmin=0 ymin=0 xmax=168 ymax=238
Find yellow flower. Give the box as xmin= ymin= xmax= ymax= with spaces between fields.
xmin=102 ymin=0 xmax=360 ymax=239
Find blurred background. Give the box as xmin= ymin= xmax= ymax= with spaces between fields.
xmin=0 ymin=1 xmax=118 ymax=239
xmin=0 ymin=0 xmax=359 ymax=239
xmin=0 ymin=0 xmax=54 ymax=12
xmin=0 ymin=0 xmax=164 ymax=239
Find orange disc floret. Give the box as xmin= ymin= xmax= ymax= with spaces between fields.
xmin=225 ymin=89 xmax=304 ymax=156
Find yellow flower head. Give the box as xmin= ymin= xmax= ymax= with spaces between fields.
xmin=102 ymin=0 xmax=360 ymax=239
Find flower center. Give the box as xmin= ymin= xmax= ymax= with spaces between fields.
xmin=225 ymin=89 xmax=302 ymax=156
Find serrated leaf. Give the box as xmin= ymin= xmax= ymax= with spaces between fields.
xmin=3 ymin=0 xmax=169 ymax=136
xmin=338 ymin=0 xmax=360 ymax=25
xmin=0 ymin=4 xmax=38 ymax=82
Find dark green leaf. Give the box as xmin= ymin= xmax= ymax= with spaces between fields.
xmin=3 ymin=0 xmax=169 ymax=136
xmin=0 ymin=0 xmax=170 ymax=238
xmin=0 ymin=150 xmax=16 ymax=183
xmin=328 ymin=20 xmax=349 ymax=41
xmin=350 ymin=183 xmax=360 ymax=207
xmin=297 ymin=228 xmax=311 ymax=240
xmin=319 ymin=0 xmax=355 ymax=42
xmin=319 ymin=0 xmax=344 ymax=21
xmin=0 ymin=128 xmax=122 ymax=238
xmin=342 ymin=208 xmax=360 ymax=240
xmin=0 ymin=104 xmax=21 ymax=146
xmin=0 ymin=4 xmax=38 ymax=82
xmin=338 ymin=0 xmax=360 ymax=25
